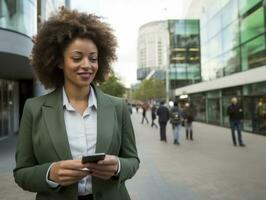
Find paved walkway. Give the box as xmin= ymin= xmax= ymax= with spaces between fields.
xmin=1 ymin=111 xmax=266 ymax=200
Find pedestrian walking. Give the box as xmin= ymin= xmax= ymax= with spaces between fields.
xmin=141 ymin=102 xmax=149 ymax=124
xmin=183 ymin=102 xmax=196 ymax=141
xmin=170 ymin=102 xmax=182 ymax=145
xmin=227 ymin=97 xmax=246 ymax=147
xmin=151 ymin=104 xmax=158 ymax=128
xmin=13 ymin=7 xmax=139 ymax=200
xmin=157 ymin=101 xmax=170 ymax=142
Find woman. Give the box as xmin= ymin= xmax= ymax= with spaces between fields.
xmin=13 ymin=7 xmax=139 ymax=200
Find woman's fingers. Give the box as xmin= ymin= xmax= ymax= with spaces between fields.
xmin=49 ymin=160 xmax=90 ymax=185
xmin=97 ymin=155 xmax=118 ymax=165
xmin=59 ymin=160 xmax=85 ymax=170
xmin=57 ymin=168 xmax=90 ymax=178
xmin=86 ymin=163 xmax=117 ymax=172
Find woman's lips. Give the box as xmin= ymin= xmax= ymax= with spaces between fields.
xmin=77 ymin=72 xmax=92 ymax=79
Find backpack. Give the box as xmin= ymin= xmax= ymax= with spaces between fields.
xmin=170 ymin=110 xmax=181 ymax=124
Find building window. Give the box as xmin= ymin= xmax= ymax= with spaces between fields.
xmin=221 ymin=0 xmax=238 ymax=29
xmin=207 ymin=90 xmax=221 ymax=125
xmin=240 ymin=7 xmax=265 ymax=44
xmin=223 ymin=47 xmax=241 ymax=75
xmin=238 ymin=0 xmax=262 ymax=16
xmin=243 ymin=82 xmax=266 ymax=135
xmin=241 ymin=34 xmax=266 ymax=70
xmin=222 ymin=20 xmax=240 ymax=53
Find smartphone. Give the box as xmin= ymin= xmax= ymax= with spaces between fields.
xmin=81 ymin=153 xmax=106 ymax=164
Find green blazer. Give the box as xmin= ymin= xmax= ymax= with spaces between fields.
xmin=13 ymin=85 xmax=139 ymax=200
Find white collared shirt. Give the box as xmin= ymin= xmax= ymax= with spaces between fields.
xmin=63 ymin=86 xmax=97 ymax=195
xmin=46 ymin=86 xmax=97 ymax=196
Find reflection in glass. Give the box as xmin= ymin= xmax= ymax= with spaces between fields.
xmin=208 ymin=33 xmax=223 ymax=59
xmin=223 ymin=48 xmax=241 ymax=75
xmin=240 ymin=7 xmax=265 ymax=44
xmin=208 ymin=12 xmax=222 ymax=40
xmin=221 ymin=0 xmax=238 ymax=29
xmin=0 ymin=0 xmax=36 ymax=36
xmin=222 ymin=21 xmax=239 ymax=53
xmin=238 ymin=0 xmax=262 ymax=16
xmin=169 ymin=20 xmax=200 ymax=89
xmin=190 ymin=93 xmax=206 ymax=121
xmin=241 ymin=35 xmax=266 ymax=70
xmin=207 ymin=91 xmax=221 ymax=125
xmin=243 ymin=82 xmax=266 ymax=135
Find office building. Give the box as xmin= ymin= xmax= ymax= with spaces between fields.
xmin=175 ymin=0 xmax=266 ymax=135
xmin=0 ymin=0 xmax=68 ymax=139
xmin=137 ymin=19 xmax=201 ymax=93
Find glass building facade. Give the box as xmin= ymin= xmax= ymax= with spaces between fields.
xmin=190 ymin=81 xmax=266 ymax=135
xmin=178 ymin=0 xmax=266 ymax=135
xmin=0 ymin=0 xmax=68 ymax=139
xmin=0 ymin=79 xmax=19 ymax=138
xmin=201 ymin=0 xmax=266 ymax=81
xmin=168 ymin=20 xmax=201 ymax=89
xmin=0 ymin=0 xmax=37 ymax=36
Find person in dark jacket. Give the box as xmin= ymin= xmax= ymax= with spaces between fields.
xmin=157 ymin=101 xmax=170 ymax=142
xmin=183 ymin=102 xmax=196 ymax=141
xmin=227 ymin=97 xmax=246 ymax=147
xmin=151 ymin=104 xmax=158 ymax=128
xmin=141 ymin=102 xmax=149 ymax=124
xmin=170 ymin=102 xmax=181 ymax=145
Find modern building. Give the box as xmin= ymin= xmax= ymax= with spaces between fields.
xmin=137 ymin=19 xmax=201 ymax=93
xmin=168 ymin=19 xmax=201 ymax=90
xmin=137 ymin=21 xmax=169 ymax=80
xmin=0 ymin=0 xmax=37 ymax=139
xmin=0 ymin=0 xmax=68 ymax=139
xmin=176 ymin=0 xmax=266 ymax=135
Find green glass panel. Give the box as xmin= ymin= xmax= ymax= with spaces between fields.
xmin=185 ymin=21 xmax=199 ymax=35
xmin=238 ymin=0 xmax=261 ymax=15
xmin=241 ymin=35 xmax=266 ymax=70
xmin=240 ymin=7 xmax=265 ymax=43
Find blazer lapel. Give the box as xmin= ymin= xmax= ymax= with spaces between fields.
xmin=42 ymin=89 xmax=72 ymax=160
xmin=93 ymin=86 xmax=115 ymax=153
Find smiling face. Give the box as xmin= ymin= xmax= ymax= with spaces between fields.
xmin=60 ymin=38 xmax=98 ymax=89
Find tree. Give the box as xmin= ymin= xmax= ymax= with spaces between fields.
xmin=99 ymin=72 xmax=126 ymax=97
xmin=132 ymin=78 xmax=166 ymax=101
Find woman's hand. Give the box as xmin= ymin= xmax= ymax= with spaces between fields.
xmin=48 ymin=160 xmax=90 ymax=186
xmin=84 ymin=155 xmax=119 ymax=180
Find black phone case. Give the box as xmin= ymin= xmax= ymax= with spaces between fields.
xmin=82 ymin=154 xmax=106 ymax=163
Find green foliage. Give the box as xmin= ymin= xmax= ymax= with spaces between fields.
xmin=132 ymin=79 xmax=166 ymax=101
xmin=99 ymin=72 xmax=126 ymax=97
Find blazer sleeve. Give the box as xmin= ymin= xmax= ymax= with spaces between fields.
xmin=13 ymin=99 xmax=54 ymax=193
xmin=117 ymin=101 xmax=140 ymax=183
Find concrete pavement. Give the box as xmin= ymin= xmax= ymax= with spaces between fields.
xmin=0 ymin=111 xmax=266 ymax=200
xmin=128 ymin=111 xmax=266 ymax=200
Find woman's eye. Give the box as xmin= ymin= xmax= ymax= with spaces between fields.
xmin=72 ymin=57 xmax=81 ymax=62
xmin=90 ymin=57 xmax=98 ymax=63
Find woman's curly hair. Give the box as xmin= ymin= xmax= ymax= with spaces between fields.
xmin=31 ymin=7 xmax=117 ymax=89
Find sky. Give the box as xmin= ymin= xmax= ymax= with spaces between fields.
xmin=71 ymin=0 xmax=192 ymax=87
